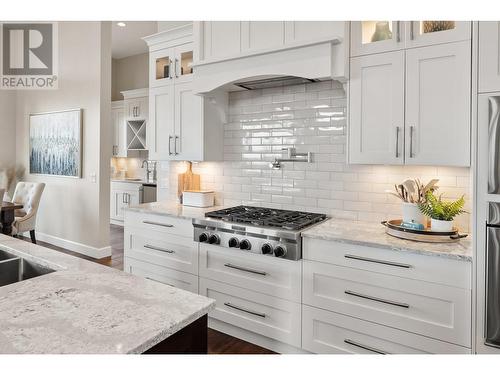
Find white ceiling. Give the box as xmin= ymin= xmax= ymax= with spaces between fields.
xmin=112 ymin=21 xmax=157 ymax=59
xmin=112 ymin=21 xmax=191 ymax=59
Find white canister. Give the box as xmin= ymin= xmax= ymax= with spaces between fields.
xmin=401 ymin=202 xmax=426 ymax=225
xmin=182 ymin=190 xmax=215 ymax=208
xmin=430 ymin=218 xmax=454 ymax=232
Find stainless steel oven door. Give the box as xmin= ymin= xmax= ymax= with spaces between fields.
xmin=486 ymin=221 xmax=500 ymax=348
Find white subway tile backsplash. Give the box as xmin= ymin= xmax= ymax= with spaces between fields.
xmin=162 ymin=80 xmax=471 ymax=232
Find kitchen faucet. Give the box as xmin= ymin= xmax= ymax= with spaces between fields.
xmin=142 ymin=160 xmax=157 ymax=183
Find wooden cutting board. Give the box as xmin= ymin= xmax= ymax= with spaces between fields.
xmin=178 ymin=162 xmax=201 ymax=200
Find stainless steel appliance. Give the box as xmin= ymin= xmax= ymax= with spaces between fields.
xmin=486 ymin=202 xmax=500 ymax=348
xmin=487 ymin=96 xmax=500 ymax=194
xmin=193 ymin=206 xmax=327 ymax=261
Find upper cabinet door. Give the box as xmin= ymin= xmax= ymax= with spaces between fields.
xmin=150 ymin=47 xmax=176 ymax=88
xmin=148 ymin=86 xmax=175 ymax=160
xmin=173 ymin=43 xmax=194 ymax=84
xmin=285 ymin=21 xmax=343 ymax=44
xmin=349 ymin=51 xmax=405 ymax=164
xmin=351 ymin=21 xmax=405 ymax=56
xmin=201 ymin=21 xmax=242 ymax=61
xmin=174 ymin=82 xmax=203 ymax=161
xmin=479 ymin=22 xmax=500 ymax=93
xmin=405 ymin=21 xmax=471 ymax=48
xmin=241 ymin=21 xmax=285 ymax=52
xmin=405 ymin=41 xmax=471 ymax=166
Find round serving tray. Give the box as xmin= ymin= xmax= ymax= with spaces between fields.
xmin=381 ymin=219 xmax=467 ymax=243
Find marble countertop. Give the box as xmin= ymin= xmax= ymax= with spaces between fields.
xmin=302 ymin=219 xmax=473 ymax=261
xmin=0 ymin=235 xmax=215 ymax=354
xmin=126 ymin=201 xmax=224 ymax=220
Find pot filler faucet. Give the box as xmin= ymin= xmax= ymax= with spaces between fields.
xmin=269 ymin=147 xmax=312 ymax=170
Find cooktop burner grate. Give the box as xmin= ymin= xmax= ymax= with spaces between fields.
xmin=205 ymin=206 xmax=327 ymax=231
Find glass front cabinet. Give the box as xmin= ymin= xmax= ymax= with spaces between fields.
xmin=351 ymin=21 xmax=471 ymax=56
xmin=150 ymin=43 xmax=194 ymax=87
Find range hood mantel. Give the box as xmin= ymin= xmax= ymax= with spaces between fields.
xmin=193 ymin=37 xmax=348 ymax=95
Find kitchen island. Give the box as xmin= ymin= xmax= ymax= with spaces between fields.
xmin=0 ymin=234 xmax=215 ymax=354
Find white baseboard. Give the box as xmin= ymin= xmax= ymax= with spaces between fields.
xmin=21 ymin=231 xmax=112 ymax=259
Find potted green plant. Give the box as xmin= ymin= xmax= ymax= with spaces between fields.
xmin=417 ymin=191 xmax=466 ymax=232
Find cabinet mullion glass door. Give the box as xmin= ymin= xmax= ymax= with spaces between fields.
xmin=150 ymin=48 xmax=175 ymax=87
xmin=406 ymin=21 xmax=471 ymax=47
xmin=351 ymin=21 xmax=404 ymax=56
xmin=174 ymin=43 xmax=194 ymax=83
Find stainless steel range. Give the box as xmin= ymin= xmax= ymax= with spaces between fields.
xmin=193 ymin=206 xmax=327 ymax=261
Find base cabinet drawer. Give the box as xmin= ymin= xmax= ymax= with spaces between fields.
xmin=125 ymin=211 xmax=193 ymax=238
xmin=303 ymin=261 xmax=471 ymax=347
xmin=199 ymin=244 xmax=301 ymax=302
xmin=125 ymin=230 xmax=198 ymax=274
xmin=200 ymin=278 xmax=301 ymax=347
xmin=303 ymin=237 xmax=471 ymax=289
xmin=302 ymin=305 xmax=471 ymax=354
xmin=125 ymin=257 xmax=199 ymax=294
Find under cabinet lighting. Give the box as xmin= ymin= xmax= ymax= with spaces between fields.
xmin=117 ymin=22 xmax=126 ymax=27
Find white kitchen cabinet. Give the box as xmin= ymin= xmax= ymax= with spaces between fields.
xmin=405 ymin=21 xmax=471 ymax=48
xmin=111 ymin=101 xmax=126 ymax=157
xmin=349 ymin=51 xmax=405 ymax=164
xmin=148 ymin=85 xmax=175 ymax=160
xmin=110 ymin=182 xmax=143 ymax=225
xmin=125 ymin=97 xmax=148 ymax=119
xmin=351 ymin=21 xmax=405 ymax=56
xmin=241 ymin=21 xmax=284 ymax=52
xmin=479 ymin=22 xmax=500 ymax=93
xmin=302 ymin=305 xmax=471 ymax=354
xmin=149 ymin=44 xmax=194 ymax=88
xmin=350 ymin=21 xmax=470 ymax=56
xmin=200 ymin=21 xmax=242 ymax=62
xmin=405 ymin=41 xmax=471 ymax=166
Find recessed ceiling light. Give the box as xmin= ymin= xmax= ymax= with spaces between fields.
xmin=117 ymin=22 xmax=126 ymax=27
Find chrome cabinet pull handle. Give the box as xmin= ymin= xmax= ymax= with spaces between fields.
xmin=224 ymin=263 xmax=268 ymax=276
xmin=345 ymin=290 xmax=410 ymax=309
xmin=395 ymin=126 xmax=400 ymax=158
xmin=409 ymin=125 xmax=415 ymax=158
xmin=143 ymin=220 xmax=174 ymax=228
xmin=144 ymin=244 xmax=175 ymax=254
xmin=410 ymin=21 xmax=414 ymax=40
xmin=175 ymin=58 xmax=179 ymax=78
xmin=168 ymin=135 xmax=173 ymax=155
xmin=396 ymin=21 xmax=401 ymax=42
xmin=224 ymin=302 xmax=266 ymax=318
xmin=344 ymin=339 xmax=388 ymax=355
xmin=169 ymin=59 xmax=173 ymax=79
xmin=344 ymin=254 xmax=412 ymax=269
xmin=174 ymin=135 xmax=179 ymax=155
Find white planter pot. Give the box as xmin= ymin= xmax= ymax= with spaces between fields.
xmin=430 ymin=218 xmax=454 ymax=232
xmin=401 ymin=202 xmax=425 ymax=225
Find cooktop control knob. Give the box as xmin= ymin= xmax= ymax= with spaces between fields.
xmin=273 ymin=245 xmax=287 ymax=258
xmin=198 ymin=232 xmax=209 ymax=242
xmin=208 ymin=234 xmax=220 ymax=245
xmin=239 ymin=239 xmax=251 ymax=250
xmin=228 ymin=237 xmax=240 ymax=248
xmin=261 ymin=243 xmax=273 ymax=255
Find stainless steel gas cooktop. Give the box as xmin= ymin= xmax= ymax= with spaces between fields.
xmin=193 ymin=206 xmax=328 ymax=261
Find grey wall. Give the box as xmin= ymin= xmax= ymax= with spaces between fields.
xmin=0 ymin=91 xmax=16 ymax=167
xmin=111 ymin=53 xmax=148 ymax=101
xmin=15 ymin=21 xmax=112 ymax=255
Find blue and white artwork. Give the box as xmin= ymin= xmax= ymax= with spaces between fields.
xmin=29 ymin=109 xmax=82 ymax=177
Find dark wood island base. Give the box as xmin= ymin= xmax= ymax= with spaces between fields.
xmin=144 ymin=315 xmax=208 ymax=354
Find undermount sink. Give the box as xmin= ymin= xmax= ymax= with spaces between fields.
xmin=0 ymin=249 xmax=56 ymax=287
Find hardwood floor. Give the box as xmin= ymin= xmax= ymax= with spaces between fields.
xmin=19 ymin=225 xmax=276 ymax=355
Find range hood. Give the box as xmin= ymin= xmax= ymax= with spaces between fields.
xmin=234 ymin=76 xmax=318 ymax=91
xmin=193 ymin=38 xmax=348 ymax=95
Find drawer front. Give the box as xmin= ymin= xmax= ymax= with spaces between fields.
xmin=125 ymin=257 xmax=198 ymax=294
xmin=303 ymin=261 xmax=471 ymax=347
xmin=125 ymin=211 xmax=193 ymax=238
xmin=200 ymin=277 xmax=301 ymax=347
xmin=199 ymin=244 xmax=301 ymax=302
xmin=302 ymin=305 xmax=471 ymax=354
xmin=303 ymin=237 xmax=471 ymax=289
xmin=125 ymin=231 xmax=198 ymax=274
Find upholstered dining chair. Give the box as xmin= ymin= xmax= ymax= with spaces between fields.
xmin=11 ymin=182 xmax=45 ymax=244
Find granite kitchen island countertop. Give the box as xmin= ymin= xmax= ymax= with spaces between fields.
xmin=0 ymin=235 xmax=215 ymax=354
xmin=302 ymin=219 xmax=473 ymax=261
xmin=126 ymin=201 xmax=225 ymax=220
